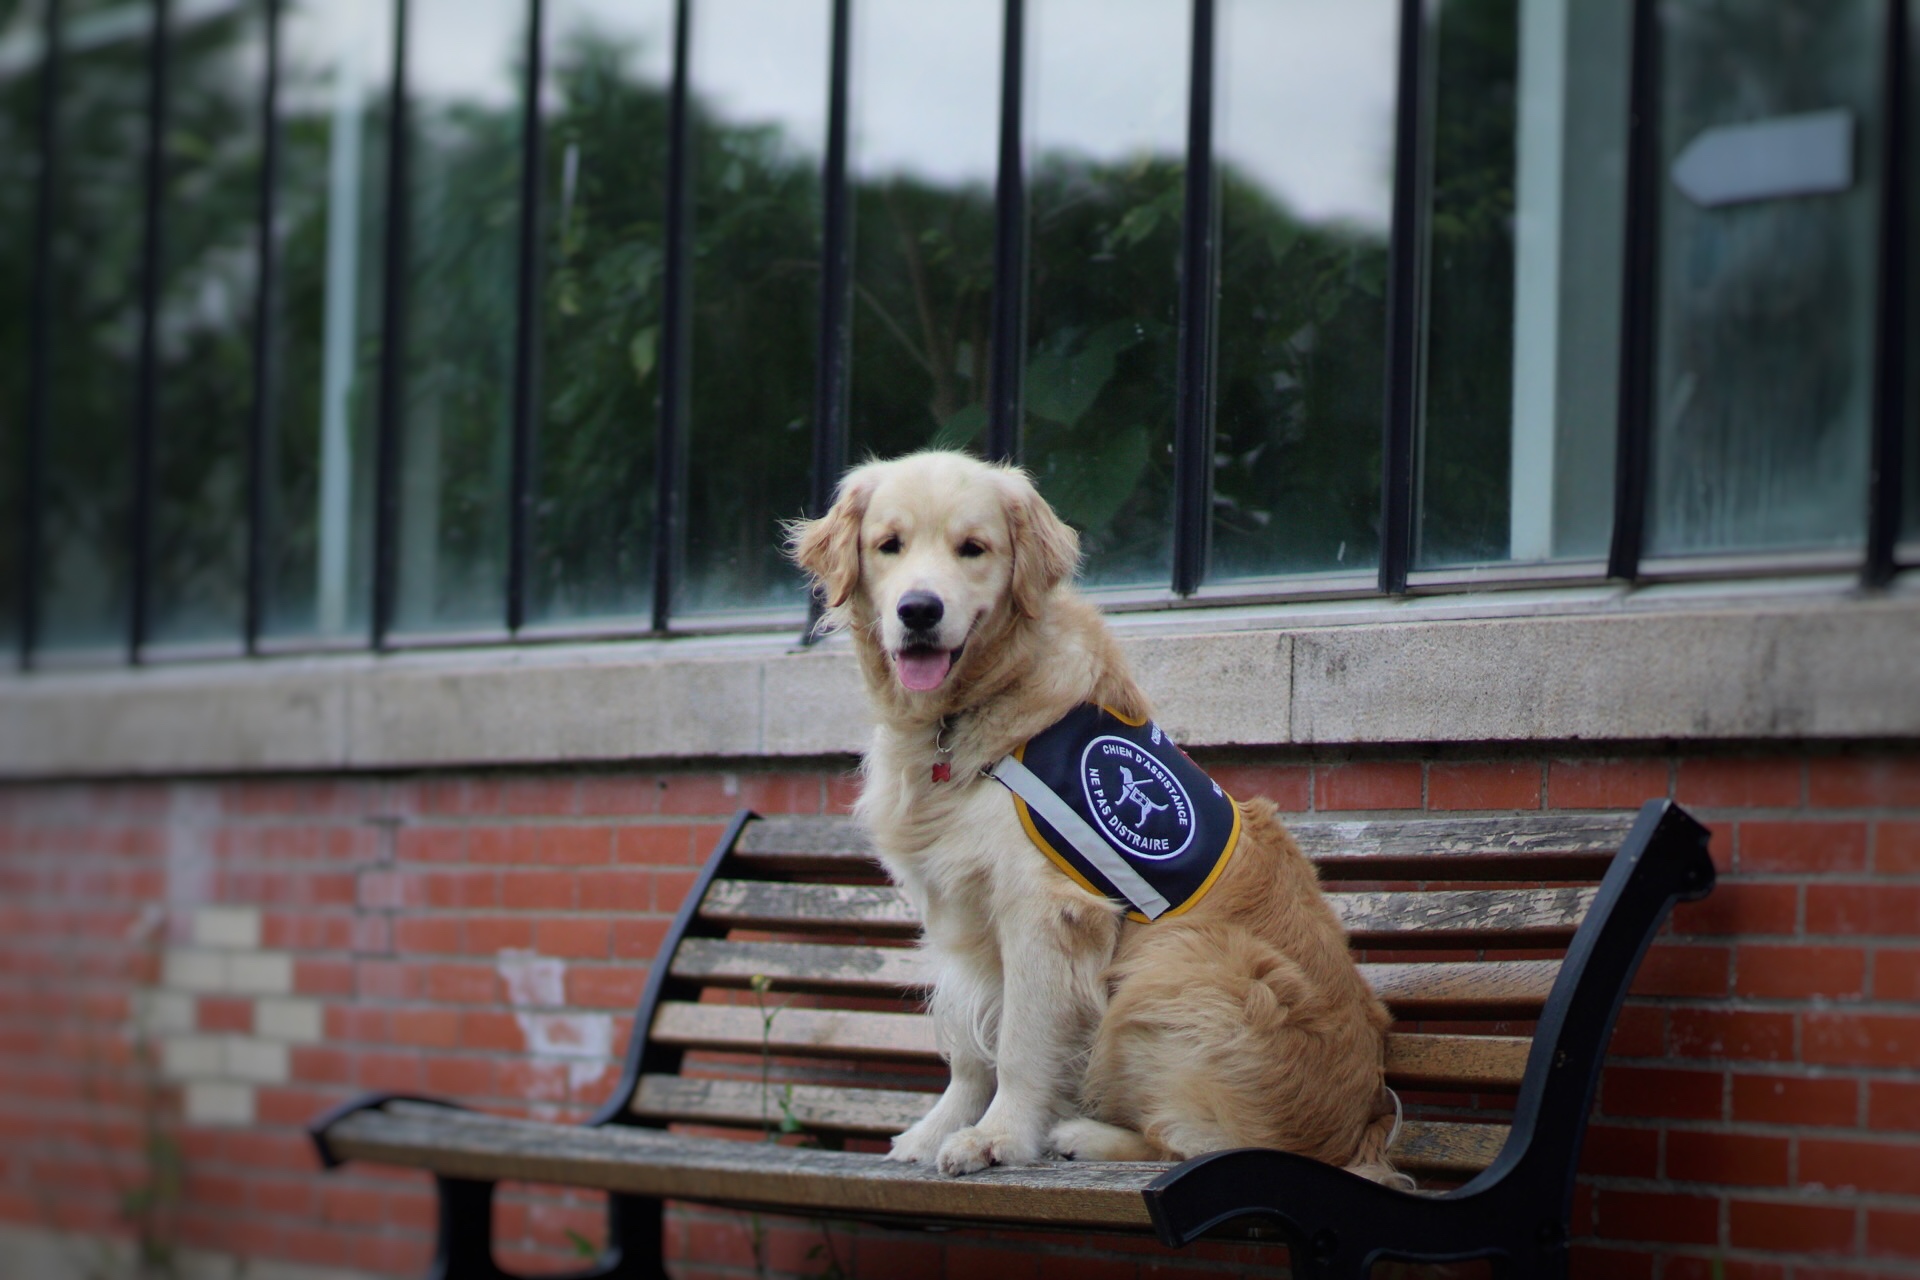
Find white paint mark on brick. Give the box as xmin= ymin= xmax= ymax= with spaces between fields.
xmin=136 ymin=990 xmax=197 ymax=1036
xmin=160 ymin=1035 xmax=224 ymax=1082
xmin=255 ymin=998 xmax=323 ymax=1043
xmin=192 ymin=906 xmax=262 ymax=950
xmin=520 ymin=1012 xmax=612 ymax=1061
xmin=164 ymin=784 xmax=221 ymax=909
xmin=225 ymin=1037 xmax=290 ymax=1084
xmin=497 ymin=949 xmax=565 ymax=1008
xmin=227 ymin=953 xmax=294 ymax=995
xmin=162 ymin=949 xmax=229 ymax=993
xmin=184 ymin=1081 xmax=254 ymax=1126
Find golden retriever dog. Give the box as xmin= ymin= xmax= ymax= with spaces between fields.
xmin=787 ymin=450 xmax=1398 ymax=1181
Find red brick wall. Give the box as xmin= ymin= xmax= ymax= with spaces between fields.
xmin=1 ymin=749 xmax=1915 ymax=1279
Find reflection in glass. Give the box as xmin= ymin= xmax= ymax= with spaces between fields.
xmin=393 ymin=0 xmax=525 ymax=632
xmin=39 ymin=0 xmax=150 ymax=653
xmin=528 ymin=0 xmax=673 ymax=626
xmin=260 ymin=0 xmax=392 ymax=644
xmin=1415 ymin=0 xmax=1628 ymax=569
xmin=1024 ymin=0 xmax=1186 ymax=589
xmin=679 ymin=0 xmax=827 ymax=617
xmin=1647 ymin=0 xmax=1879 ymax=557
xmin=0 ymin=4 xmax=37 ymax=654
xmin=1211 ymin=0 xmax=1394 ymax=580
xmin=846 ymin=0 xmax=1000 ymax=462
xmin=148 ymin=0 xmax=264 ymax=647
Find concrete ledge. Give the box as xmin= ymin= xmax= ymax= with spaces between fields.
xmin=1 ymin=587 xmax=1915 ymax=778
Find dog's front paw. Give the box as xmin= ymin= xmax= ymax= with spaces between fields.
xmin=886 ymin=1114 xmax=954 ymax=1164
xmin=936 ymin=1124 xmax=1040 ymax=1176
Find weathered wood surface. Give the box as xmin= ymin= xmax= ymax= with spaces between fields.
xmin=1361 ymin=959 xmax=1559 ymax=1019
xmin=650 ymin=1001 xmax=939 ymax=1060
xmin=627 ymin=1075 xmax=1510 ymax=1178
xmin=651 ymin=1002 xmax=1530 ymax=1091
xmin=1334 ymin=887 xmax=1596 ymax=947
xmin=698 ymin=880 xmax=920 ymax=934
xmin=1386 ymin=1034 xmax=1533 ymax=1090
xmin=732 ymin=813 xmax=1632 ymax=880
xmin=699 ymin=878 xmax=1595 ymax=947
xmin=671 ymin=938 xmax=931 ymax=994
xmin=326 ymin=1102 xmax=1164 ymax=1229
xmin=670 ymin=939 xmax=1559 ymax=1020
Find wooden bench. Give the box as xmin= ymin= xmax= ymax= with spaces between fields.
xmin=310 ymin=799 xmax=1713 ymax=1280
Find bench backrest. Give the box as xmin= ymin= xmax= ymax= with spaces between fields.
xmin=601 ymin=808 xmax=1658 ymax=1183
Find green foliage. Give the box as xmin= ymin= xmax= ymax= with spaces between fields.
xmin=1418 ymin=0 xmax=1519 ymax=566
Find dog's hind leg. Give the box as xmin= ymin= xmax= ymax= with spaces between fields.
xmin=1048 ymin=1116 xmax=1171 ymax=1162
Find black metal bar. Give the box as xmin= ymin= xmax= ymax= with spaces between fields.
xmin=650 ymin=0 xmax=693 ymax=634
xmin=1867 ymin=0 xmax=1910 ymax=586
xmin=1171 ymin=0 xmax=1218 ymax=597
xmin=1607 ymin=0 xmax=1660 ymax=581
xmin=803 ymin=0 xmax=853 ymax=644
xmin=371 ymin=0 xmax=411 ymax=647
xmin=21 ymin=0 xmax=62 ymax=668
xmin=1377 ymin=0 xmax=1428 ymax=595
xmin=506 ymin=0 xmax=546 ymax=633
xmin=985 ymin=0 xmax=1026 ymax=465
xmin=130 ymin=0 xmax=170 ymax=661
xmin=245 ymin=0 xmax=281 ymax=652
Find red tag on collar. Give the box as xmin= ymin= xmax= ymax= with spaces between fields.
xmin=931 ymin=761 xmax=952 ymax=783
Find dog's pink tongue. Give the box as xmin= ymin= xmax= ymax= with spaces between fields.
xmin=895 ymin=649 xmax=953 ymax=692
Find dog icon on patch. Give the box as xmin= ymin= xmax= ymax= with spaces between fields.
xmin=1116 ymin=766 xmax=1170 ymax=828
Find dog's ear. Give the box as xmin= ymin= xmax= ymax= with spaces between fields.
xmin=1003 ymin=473 xmax=1080 ymax=619
xmin=786 ymin=470 xmax=875 ymax=609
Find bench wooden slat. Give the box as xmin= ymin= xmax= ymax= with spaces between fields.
xmin=1335 ymin=886 xmax=1596 ymax=946
xmin=1386 ymin=1033 xmax=1532 ymax=1090
xmin=652 ymin=1001 xmax=938 ymax=1060
xmin=671 ymin=938 xmax=930 ymax=993
xmin=671 ymin=938 xmax=1559 ymax=1019
xmin=327 ymin=1102 xmax=1163 ymax=1230
xmin=627 ymin=1075 xmax=1510 ymax=1178
xmin=1362 ymin=958 xmax=1559 ymax=1019
xmin=700 ymin=879 xmax=1595 ymax=947
xmin=699 ymin=880 xmax=920 ymax=935
xmin=732 ymin=813 xmax=1633 ymax=880
xmin=652 ymin=1003 xmax=1530 ymax=1091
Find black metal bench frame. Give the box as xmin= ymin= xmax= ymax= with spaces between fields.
xmin=311 ymin=800 xmax=1713 ymax=1280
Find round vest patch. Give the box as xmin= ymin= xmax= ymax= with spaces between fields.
xmin=1079 ymin=735 xmax=1195 ymax=861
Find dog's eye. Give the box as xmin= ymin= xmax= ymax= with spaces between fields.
xmin=877 ymin=536 xmax=902 ymax=555
xmin=957 ymin=539 xmax=987 ymax=559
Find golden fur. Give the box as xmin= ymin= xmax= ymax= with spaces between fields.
xmin=787 ymin=450 xmax=1397 ymax=1180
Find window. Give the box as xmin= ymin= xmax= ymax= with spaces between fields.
xmin=2 ymin=0 xmax=1914 ymax=667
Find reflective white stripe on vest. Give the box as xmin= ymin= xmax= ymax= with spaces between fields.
xmin=988 ymin=753 xmax=1172 ymax=920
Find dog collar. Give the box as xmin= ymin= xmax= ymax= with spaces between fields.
xmin=985 ymin=704 xmax=1240 ymax=922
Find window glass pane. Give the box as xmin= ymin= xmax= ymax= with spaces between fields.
xmin=147 ymin=0 xmax=264 ymax=648
xmin=527 ymin=0 xmax=673 ymax=626
xmin=1906 ymin=8 xmax=1920 ymax=554
xmin=1210 ymin=0 xmax=1394 ymax=580
xmin=0 ymin=4 xmax=38 ymax=656
xmin=679 ymin=0 xmax=827 ymax=617
xmin=393 ymin=0 xmax=525 ymax=633
xmin=1416 ymin=0 xmax=1628 ymax=569
xmin=846 ymin=0 xmax=1000 ymax=462
xmin=1024 ymin=0 xmax=1186 ymax=589
xmin=1647 ymin=0 xmax=1879 ymax=558
xmin=259 ymin=0 xmax=392 ymax=644
xmin=40 ymin=0 xmax=149 ymax=654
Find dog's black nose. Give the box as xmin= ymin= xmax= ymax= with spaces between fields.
xmin=897 ymin=591 xmax=945 ymax=632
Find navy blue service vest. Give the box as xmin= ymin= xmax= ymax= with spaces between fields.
xmin=993 ymin=703 xmax=1241 ymax=923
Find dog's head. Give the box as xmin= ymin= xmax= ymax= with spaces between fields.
xmin=787 ymin=451 xmax=1080 ymax=697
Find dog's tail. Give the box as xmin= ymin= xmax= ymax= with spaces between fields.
xmin=1343 ymin=1087 xmax=1415 ymax=1190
